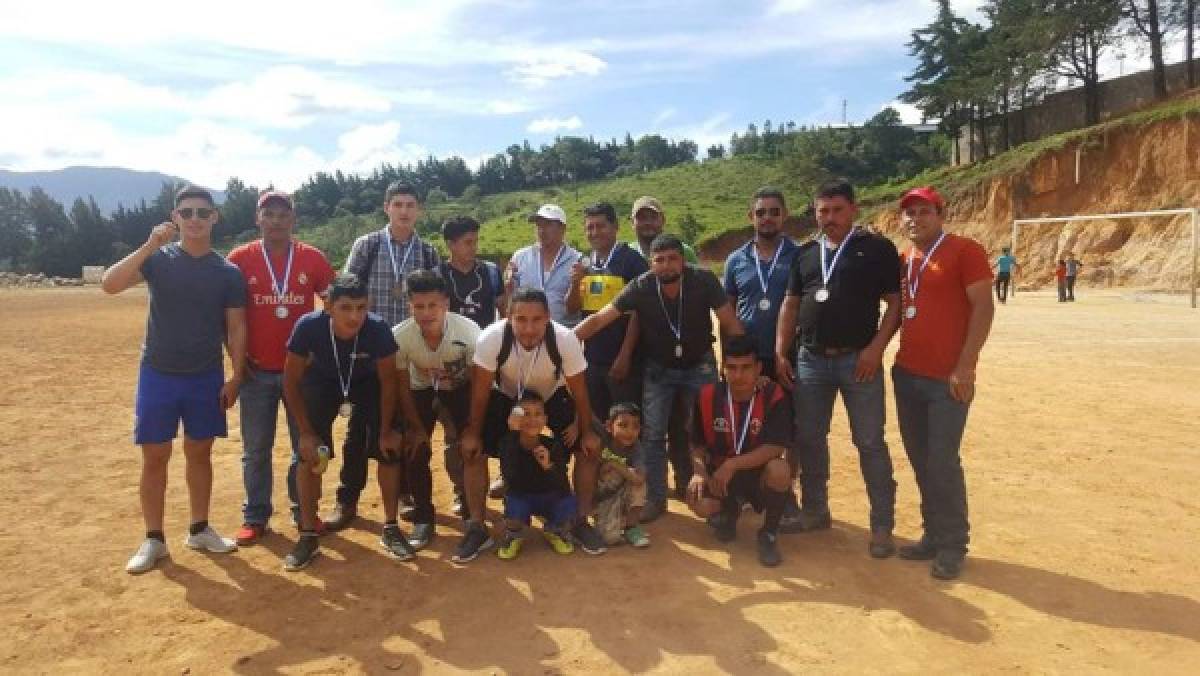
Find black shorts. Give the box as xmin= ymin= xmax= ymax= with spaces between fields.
xmin=481 ymin=387 xmax=576 ymax=457
xmin=705 ymin=464 xmax=768 ymax=513
xmin=301 ymin=380 xmax=383 ymax=463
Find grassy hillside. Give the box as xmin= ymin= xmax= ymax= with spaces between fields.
xmin=298 ymin=156 xmax=791 ymax=267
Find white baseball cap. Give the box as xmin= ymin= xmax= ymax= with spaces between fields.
xmin=528 ymin=204 xmax=567 ymax=224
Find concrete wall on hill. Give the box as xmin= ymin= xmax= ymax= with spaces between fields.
xmin=956 ymin=59 xmax=1200 ymax=165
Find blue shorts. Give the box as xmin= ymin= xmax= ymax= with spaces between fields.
xmin=503 ymin=491 xmax=578 ymax=529
xmin=134 ymin=363 xmax=227 ymax=444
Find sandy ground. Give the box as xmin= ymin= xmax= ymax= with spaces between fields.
xmin=1 ymin=286 xmax=1198 ymax=674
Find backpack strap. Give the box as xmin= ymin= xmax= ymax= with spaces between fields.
xmin=543 ymin=323 xmax=563 ymax=381
xmin=353 ymin=230 xmax=383 ymax=287
xmin=495 ymin=321 xmax=515 ymax=385
xmin=494 ymin=320 xmax=564 ymax=385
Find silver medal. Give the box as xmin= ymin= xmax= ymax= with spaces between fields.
xmin=674 ymin=344 xmax=683 ymax=358
xmin=905 ymin=306 xmax=917 ymax=320
xmin=758 ymin=298 xmax=771 ymax=311
xmin=339 ymin=402 xmax=354 ymax=418
xmin=392 ymin=283 xmax=406 ymax=300
xmin=274 ymin=305 xmax=289 ymax=319
xmin=815 ymin=288 xmax=830 ymax=303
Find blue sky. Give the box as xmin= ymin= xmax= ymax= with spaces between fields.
xmin=1 ymin=0 xmax=1171 ymax=190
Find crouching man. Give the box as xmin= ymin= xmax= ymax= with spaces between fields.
xmin=686 ymin=336 xmax=793 ymax=567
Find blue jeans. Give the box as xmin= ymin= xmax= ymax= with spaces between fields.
xmin=793 ymin=347 xmax=896 ymax=531
xmin=239 ymin=369 xmax=300 ymax=525
xmin=641 ymin=354 xmax=718 ymax=505
xmin=892 ymin=366 xmax=971 ymax=554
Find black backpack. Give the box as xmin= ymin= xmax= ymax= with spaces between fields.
xmin=495 ymin=321 xmax=563 ymax=384
xmin=351 ymin=231 xmax=385 ymax=287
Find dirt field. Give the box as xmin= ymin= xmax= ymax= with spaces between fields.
xmin=1 ymin=286 xmax=1198 ymax=674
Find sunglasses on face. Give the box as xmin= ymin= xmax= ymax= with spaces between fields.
xmin=755 ymin=207 xmax=782 ymax=217
xmin=177 ymin=207 xmax=214 ymax=219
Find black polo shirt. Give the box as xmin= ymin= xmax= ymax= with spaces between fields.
xmin=614 ymin=265 xmax=727 ymax=368
xmin=786 ymin=229 xmax=900 ymax=350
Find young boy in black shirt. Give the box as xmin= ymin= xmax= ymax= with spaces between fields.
xmin=496 ymin=392 xmax=578 ymax=559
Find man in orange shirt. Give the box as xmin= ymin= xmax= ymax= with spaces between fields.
xmin=892 ymin=187 xmax=994 ymax=580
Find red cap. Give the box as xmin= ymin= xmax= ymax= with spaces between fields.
xmin=257 ymin=190 xmax=294 ymax=210
xmin=899 ymin=186 xmax=944 ymax=211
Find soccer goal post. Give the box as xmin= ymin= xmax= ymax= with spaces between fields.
xmin=1010 ymin=208 xmax=1199 ymax=309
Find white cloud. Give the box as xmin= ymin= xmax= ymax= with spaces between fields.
xmin=201 ymin=66 xmax=391 ymax=129
xmin=884 ymin=100 xmax=926 ymax=125
xmin=526 ymin=115 xmax=584 ymax=134
xmin=332 ymin=122 xmax=429 ymax=174
xmin=485 ymin=100 xmax=533 ymax=115
xmin=508 ymin=49 xmax=607 ymax=88
xmin=652 ymin=107 xmax=677 ymax=126
xmin=653 ymin=112 xmax=734 ymax=154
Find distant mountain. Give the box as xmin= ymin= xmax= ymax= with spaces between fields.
xmin=0 ymin=166 xmax=225 ymax=215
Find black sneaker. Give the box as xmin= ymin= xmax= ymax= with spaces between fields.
xmin=898 ymin=539 xmax=938 ymax=561
xmin=488 ymin=477 xmax=506 ymax=499
xmin=931 ymin=550 xmax=965 ymax=580
xmin=380 ymin=525 xmax=416 ymax=562
xmin=639 ymin=500 xmax=667 ymax=523
xmin=451 ymin=522 xmax=494 ymax=564
xmin=757 ymin=529 xmax=782 ymax=567
xmin=284 ymin=535 xmax=319 ymax=572
xmin=708 ymin=509 xmax=738 ymax=543
xmin=408 ymin=523 xmax=435 ymax=551
xmin=868 ymin=529 xmax=897 ymax=559
xmin=571 ymin=521 xmax=607 ymax=555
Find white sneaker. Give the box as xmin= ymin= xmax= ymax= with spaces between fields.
xmin=184 ymin=526 xmax=238 ymax=553
xmin=125 ymin=538 xmax=169 ymax=574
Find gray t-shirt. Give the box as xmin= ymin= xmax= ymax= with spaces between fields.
xmin=140 ymin=244 xmax=246 ymax=374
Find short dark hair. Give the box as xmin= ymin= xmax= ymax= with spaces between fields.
xmin=815 ymin=178 xmax=855 ymax=203
xmin=508 ymin=287 xmax=550 ymax=313
xmin=583 ymin=202 xmax=618 ymax=225
xmin=722 ymin=335 xmax=760 ymax=362
xmin=752 ymin=186 xmax=787 ymax=210
xmin=175 ymin=185 xmax=215 ymax=208
xmin=649 ymin=233 xmax=684 ymax=255
xmin=517 ymin=390 xmax=545 ymax=406
xmin=406 ymin=269 xmax=448 ymax=297
xmin=384 ymin=182 xmax=421 ymax=205
xmin=328 ymin=273 xmax=368 ymax=302
xmin=608 ymin=401 xmax=641 ymax=422
xmin=442 ymin=215 xmax=481 ymax=242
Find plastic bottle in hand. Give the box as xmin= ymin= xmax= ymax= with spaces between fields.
xmin=313 ymin=445 xmax=332 ymax=475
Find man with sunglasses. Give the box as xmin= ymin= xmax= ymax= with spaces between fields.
xmin=723 ymin=187 xmax=800 ymax=386
xmin=227 ymin=191 xmax=336 ymax=545
xmin=102 ymin=185 xmax=247 ymax=574
xmin=775 ymin=178 xmax=902 ymax=559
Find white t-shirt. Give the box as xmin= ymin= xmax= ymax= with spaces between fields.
xmin=473 ymin=319 xmax=586 ymax=399
xmin=393 ymin=312 xmax=480 ymax=390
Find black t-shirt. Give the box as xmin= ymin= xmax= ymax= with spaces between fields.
xmin=498 ymin=432 xmax=571 ymax=495
xmin=438 ymin=260 xmax=502 ymax=329
xmin=286 ymin=311 xmax=398 ymax=390
xmin=580 ymin=243 xmax=649 ymax=364
xmin=614 ymin=265 xmax=727 ymax=368
xmin=691 ymin=382 xmax=794 ymax=464
xmin=786 ymin=230 xmax=901 ymax=350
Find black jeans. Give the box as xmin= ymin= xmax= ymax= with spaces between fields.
xmin=584 ymin=360 xmax=643 ymax=428
xmin=298 ymin=379 xmax=380 ymax=509
xmin=397 ymin=387 xmax=470 ymax=524
xmin=892 ymin=366 xmax=970 ymax=554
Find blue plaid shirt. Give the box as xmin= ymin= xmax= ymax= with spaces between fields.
xmin=343 ymin=227 xmax=441 ymax=326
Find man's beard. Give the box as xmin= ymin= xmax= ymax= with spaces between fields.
xmin=656 ymin=271 xmax=681 ymax=284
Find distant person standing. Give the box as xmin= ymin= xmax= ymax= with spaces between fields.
xmin=630 ymin=196 xmax=700 ymax=263
xmin=227 ymin=191 xmax=335 ymax=545
xmin=723 ymin=187 xmax=801 ymax=386
xmin=892 ymin=186 xmax=994 ymax=580
xmin=992 ymin=247 xmax=1019 ymax=304
xmin=1055 ymin=259 xmax=1068 ymax=302
xmin=335 ymin=182 xmax=441 ymax=531
xmin=102 ymin=185 xmax=247 ymax=574
xmin=506 ymin=204 xmax=583 ymax=325
xmin=437 ymin=216 xmax=506 ymax=329
xmin=1064 ymin=253 xmax=1082 ymax=301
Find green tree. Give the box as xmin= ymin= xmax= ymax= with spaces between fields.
xmin=70 ymin=196 xmax=114 ymax=266
xmin=221 ymin=177 xmax=260 ymax=241
xmin=1045 ymin=0 xmax=1121 ymax=125
xmin=28 ymin=187 xmax=78 ymax=276
xmin=678 ymin=212 xmax=703 ymax=244
xmin=0 ymin=187 xmax=33 ymax=270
